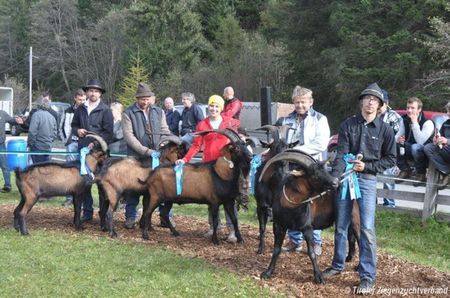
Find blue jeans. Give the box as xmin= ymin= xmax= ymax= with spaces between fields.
xmin=0 ymin=143 xmax=11 ymax=188
xmin=181 ymin=133 xmax=195 ymax=147
xmin=30 ymin=146 xmax=50 ymax=164
xmin=66 ymin=142 xmax=79 ymax=162
xmin=331 ymin=174 xmax=377 ymax=282
xmin=424 ymin=143 xmax=450 ymax=175
xmin=382 ymin=166 xmax=397 ymax=207
xmin=288 ymin=229 xmax=321 ymax=246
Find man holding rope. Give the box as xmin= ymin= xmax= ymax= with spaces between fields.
xmin=323 ymin=83 xmax=396 ymax=294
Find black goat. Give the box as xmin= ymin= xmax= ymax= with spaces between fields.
xmin=259 ymin=150 xmax=339 ymax=283
xmin=14 ymin=133 xmax=109 ymax=235
xmin=96 ymin=136 xmax=185 ymax=237
xmin=253 ymin=125 xmax=296 ymax=254
xmin=141 ymin=128 xmax=253 ymax=244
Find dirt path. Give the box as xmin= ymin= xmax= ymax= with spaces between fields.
xmin=2 ymin=204 xmax=449 ymax=297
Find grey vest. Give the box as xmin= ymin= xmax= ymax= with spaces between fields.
xmin=124 ymin=104 xmax=163 ymax=157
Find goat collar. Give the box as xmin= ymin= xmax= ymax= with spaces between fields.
xmin=222 ymin=156 xmax=234 ymax=169
xmin=282 ymin=185 xmax=328 ymax=206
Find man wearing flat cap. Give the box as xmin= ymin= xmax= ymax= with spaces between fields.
xmin=71 ymin=79 xmax=114 ymax=222
xmin=122 ymin=82 xmax=171 ymax=229
xmin=323 ymin=82 xmax=396 ymax=294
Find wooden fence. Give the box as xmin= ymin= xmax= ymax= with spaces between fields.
xmin=377 ymin=164 xmax=450 ymax=222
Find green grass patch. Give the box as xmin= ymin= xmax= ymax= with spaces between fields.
xmin=0 ymin=228 xmax=274 ymax=297
xmin=376 ymin=211 xmax=450 ymax=271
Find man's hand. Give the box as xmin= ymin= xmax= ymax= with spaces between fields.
xmin=398 ymin=135 xmax=405 ymax=145
xmin=409 ymin=111 xmax=419 ymax=124
xmin=78 ymin=128 xmax=88 ymax=137
xmin=175 ymin=159 xmax=185 ymax=165
xmin=350 ymin=159 xmax=365 ymax=172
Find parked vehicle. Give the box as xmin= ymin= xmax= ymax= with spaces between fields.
xmin=0 ymin=87 xmax=14 ymax=133
xmin=10 ymin=101 xmax=71 ymax=136
xmin=326 ymin=110 xmax=448 ymax=162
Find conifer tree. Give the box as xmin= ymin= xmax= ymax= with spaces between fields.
xmin=116 ymin=50 xmax=150 ymax=108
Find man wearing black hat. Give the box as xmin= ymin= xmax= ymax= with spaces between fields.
xmin=71 ymin=79 xmax=114 ymax=222
xmin=322 ymin=83 xmax=396 ymax=294
xmin=122 ymin=82 xmax=172 ymax=229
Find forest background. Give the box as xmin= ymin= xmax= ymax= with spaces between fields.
xmin=1 ymin=0 xmax=450 ymax=129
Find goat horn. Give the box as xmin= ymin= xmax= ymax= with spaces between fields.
xmin=256 ymin=125 xmax=280 ymax=144
xmin=158 ymin=135 xmax=182 ymax=147
xmin=258 ymin=150 xmax=317 ymax=182
xmin=195 ymin=129 xmax=242 ymax=144
xmin=85 ymin=132 xmax=108 ymax=152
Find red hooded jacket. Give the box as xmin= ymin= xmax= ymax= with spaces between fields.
xmin=182 ymin=116 xmax=239 ymax=163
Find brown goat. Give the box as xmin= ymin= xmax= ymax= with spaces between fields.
xmin=141 ymin=129 xmax=253 ymax=244
xmin=96 ymin=136 xmax=185 ymax=237
xmin=14 ymin=134 xmax=109 ymax=235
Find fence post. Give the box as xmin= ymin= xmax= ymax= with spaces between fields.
xmin=260 ymin=87 xmax=272 ymax=126
xmin=422 ymin=163 xmax=439 ymax=221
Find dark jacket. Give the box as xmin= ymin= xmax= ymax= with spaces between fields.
xmin=71 ymin=100 xmax=114 ymax=148
xmin=28 ymin=108 xmax=57 ymax=151
xmin=164 ymin=108 xmax=181 ymax=136
xmin=180 ymin=104 xmax=204 ymax=136
xmin=403 ymin=112 xmax=433 ymax=145
xmin=332 ymin=114 xmax=396 ymax=176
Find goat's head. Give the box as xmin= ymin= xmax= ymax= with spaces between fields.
xmin=259 ymin=149 xmax=338 ymax=191
xmin=196 ymin=128 xmax=253 ymax=176
xmin=158 ymin=135 xmax=186 ymax=164
xmin=85 ymin=132 xmax=109 ymax=162
xmin=258 ymin=125 xmax=298 ymax=154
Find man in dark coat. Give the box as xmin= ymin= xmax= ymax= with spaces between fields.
xmin=71 ymin=79 xmax=114 ymax=221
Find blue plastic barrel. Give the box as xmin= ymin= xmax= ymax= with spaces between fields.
xmin=7 ymin=139 xmax=28 ymax=170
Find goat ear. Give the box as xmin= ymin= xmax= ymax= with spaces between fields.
xmin=288 ymin=169 xmax=305 ymax=176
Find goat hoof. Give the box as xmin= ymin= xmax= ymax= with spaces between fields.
xmin=345 ymin=256 xmax=353 ymax=262
xmin=212 ymin=237 xmax=220 ymax=245
xmin=260 ymin=271 xmax=272 ymax=279
xmin=142 ymin=232 xmax=149 ymax=240
xmin=172 ymin=231 xmax=180 ymax=237
xmin=314 ymin=274 xmax=325 ymax=284
xmin=20 ymin=231 xmax=30 ymax=236
xmin=257 ymin=248 xmax=264 ymax=255
xmin=110 ymin=231 xmax=117 ymax=238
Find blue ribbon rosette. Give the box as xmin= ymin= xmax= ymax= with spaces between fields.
xmin=174 ymin=163 xmax=184 ymax=196
xmin=250 ymin=154 xmax=263 ymax=195
xmin=340 ymin=153 xmax=361 ymax=201
xmin=151 ymin=150 xmax=161 ymax=169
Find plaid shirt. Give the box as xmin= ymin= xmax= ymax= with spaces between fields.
xmin=381 ymin=108 xmax=402 ymax=134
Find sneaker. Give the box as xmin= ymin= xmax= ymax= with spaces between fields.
xmin=81 ymin=215 xmax=93 ymax=223
xmin=397 ymin=169 xmax=411 ymax=183
xmin=322 ymin=267 xmax=341 ymax=280
xmin=412 ymin=173 xmax=426 ymax=187
xmin=226 ymin=231 xmax=237 ymax=243
xmin=438 ymin=174 xmax=450 ymax=190
xmin=356 ymin=278 xmax=375 ymax=295
xmin=282 ymin=240 xmax=301 ymax=252
xmin=0 ymin=186 xmax=11 ymax=193
xmin=313 ymin=244 xmax=322 ymax=256
xmin=124 ymin=218 xmax=135 ymax=229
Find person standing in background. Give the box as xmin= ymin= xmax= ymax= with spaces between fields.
xmin=0 ymin=110 xmax=23 ymax=192
xmin=60 ymin=89 xmax=86 ymax=206
xmin=163 ymin=97 xmax=181 ymax=136
xmin=28 ymin=96 xmax=57 ymax=163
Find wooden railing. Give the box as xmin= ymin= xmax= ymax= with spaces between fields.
xmin=376 ymin=164 xmax=450 ymax=222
